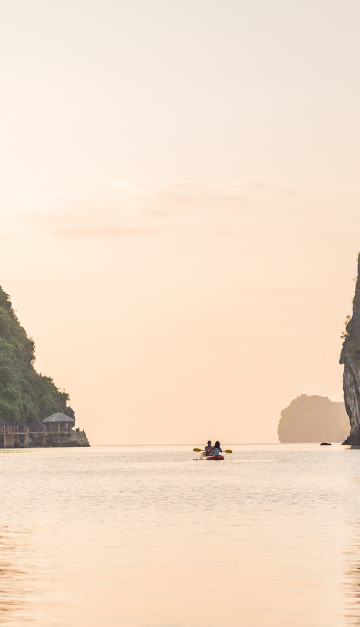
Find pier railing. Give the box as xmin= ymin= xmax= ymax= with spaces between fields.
xmin=0 ymin=426 xmax=64 ymax=447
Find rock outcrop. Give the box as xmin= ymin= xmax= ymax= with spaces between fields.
xmin=278 ymin=394 xmax=349 ymax=443
xmin=340 ymin=254 xmax=360 ymax=445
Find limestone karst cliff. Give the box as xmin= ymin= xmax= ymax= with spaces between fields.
xmin=278 ymin=394 xmax=349 ymax=443
xmin=0 ymin=285 xmax=74 ymax=429
xmin=340 ymin=254 xmax=360 ymax=445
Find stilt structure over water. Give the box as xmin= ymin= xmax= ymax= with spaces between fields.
xmin=0 ymin=413 xmax=90 ymax=448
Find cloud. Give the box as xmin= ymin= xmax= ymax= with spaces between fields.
xmin=20 ymin=180 xmax=304 ymax=240
xmin=22 ymin=206 xmax=170 ymax=239
xmin=51 ymin=224 xmax=167 ymax=239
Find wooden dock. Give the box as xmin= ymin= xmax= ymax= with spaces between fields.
xmin=0 ymin=426 xmax=88 ymax=448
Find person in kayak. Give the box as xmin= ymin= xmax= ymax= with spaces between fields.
xmin=212 ymin=441 xmax=222 ymax=456
xmin=205 ymin=441 xmax=213 ymax=456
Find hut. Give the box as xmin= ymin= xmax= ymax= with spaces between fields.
xmin=42 ymin=412 xmax=75 ymax=443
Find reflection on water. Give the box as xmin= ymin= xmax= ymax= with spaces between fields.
xmin=344 ymin=477 xmax=360 ymax=625
xmin=0 ymin=528 xmax=34 ymax=624
xmin=345 ymin=535 xmax=360 ymax=627
xmin=1 ymin=445 xmax=360 ymax=625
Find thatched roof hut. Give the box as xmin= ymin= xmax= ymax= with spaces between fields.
xmin=42 ymin=413 xmax=75 ymax=433
xmin=43 ymin=412 xmax=75 ymax=424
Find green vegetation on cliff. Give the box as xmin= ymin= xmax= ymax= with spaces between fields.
xmin=278 ymin=395 xmax=349 ymax=443
xmin=340 ymin=252 xmax=360 ymax=365
xmin=0 ymin=286 xmax=74 ymax=427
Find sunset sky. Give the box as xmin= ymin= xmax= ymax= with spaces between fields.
xmin=1 ymin=0 xmax=360 ymax=444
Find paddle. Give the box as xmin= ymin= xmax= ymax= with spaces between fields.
xmin=193 ymin=447 xmax=232 ymax=453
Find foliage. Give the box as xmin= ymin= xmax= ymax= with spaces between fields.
xmin=341 ymin=314 xmax=352 ymax=341
xmin=341 ymin=253 xmax=360 ymax=363
xmin=0 ymin=287 xmax=73 ymax=427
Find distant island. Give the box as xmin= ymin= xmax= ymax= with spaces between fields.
xmin=0 ymin=286 xmax=89 ymax=447
xmin=278 ymin=394 xmax=349 ymax=443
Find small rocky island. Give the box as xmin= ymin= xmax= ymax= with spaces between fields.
xmin=340 ymin=253 xmax=360 ymax=445
xmin=0 ymin=286 xmax=89 ymax=447
xmin=278 ymin=394 xmax=349 ymax=443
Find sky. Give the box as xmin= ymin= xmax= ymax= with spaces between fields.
xmin=1 ymin=0 xmax=360 ymax=444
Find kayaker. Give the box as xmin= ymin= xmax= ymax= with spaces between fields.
xmin=205 ymin=440 xmax=213 ymax=456
xmin=213 ymin=441 xmax=222 ymax=456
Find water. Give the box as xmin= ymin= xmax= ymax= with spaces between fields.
xmin=1 ymin=444 xmax=360 ymax=626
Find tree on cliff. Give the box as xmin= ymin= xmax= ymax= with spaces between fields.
xmin=0 ymin=286 xmax=74 ymax=427
xmin=278 ymin=394 xmax=349 ymax=443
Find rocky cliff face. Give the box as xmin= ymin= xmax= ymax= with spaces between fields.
xmin=340 ymin=254 xmax=360 ymax=445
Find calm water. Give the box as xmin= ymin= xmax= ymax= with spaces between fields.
xmin=1 ymin=444 xmax=360 ymax=626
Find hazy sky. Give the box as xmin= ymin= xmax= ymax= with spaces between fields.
xmin=1 ymin=0 xmax=360 ymax=444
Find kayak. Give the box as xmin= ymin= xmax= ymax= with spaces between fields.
xmin=199 ymin=452 xmax=224 ymax=460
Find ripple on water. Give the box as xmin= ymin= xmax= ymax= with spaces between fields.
xmin=0 ymin=444 xmax=358 ymax=626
